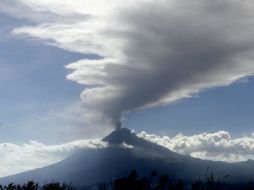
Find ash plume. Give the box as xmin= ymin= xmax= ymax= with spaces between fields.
xmin=5 ymin=0 xmax=254 ymax=128
xmin=66 ymin=0 xmax=254 ymax=128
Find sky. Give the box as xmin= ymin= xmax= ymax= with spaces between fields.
xmin=1 ymin=0 xmax=254 ymax=177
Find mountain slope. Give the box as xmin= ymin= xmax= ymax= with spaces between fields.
xmin=1 ymin=128 xmax=254 ymax=186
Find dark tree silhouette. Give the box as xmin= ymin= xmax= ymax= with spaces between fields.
xmin=99 ymin=170 xmax=185 ymax=190
xmin=0 ymin=181 xmax=74 ymax=190
xmin=98 ymin=169 xmax=254 ymax=190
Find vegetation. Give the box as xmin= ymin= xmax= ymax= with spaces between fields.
xmin=98 ymin=169 xmax=254 ymax=190
xmin=0 ymin=181 xmax=74 ymax=190
xmin=1 ymin=169 xmax=254 ymax=190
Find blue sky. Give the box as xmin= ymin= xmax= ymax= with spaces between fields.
xmin=126 ymin=78 xmax=254 ymax=137
xmin=0 ymin=13 xmax=85 ymax=143
xmin=1 ymin=0 xmax=254 ymax=176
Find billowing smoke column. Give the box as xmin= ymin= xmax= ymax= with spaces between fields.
xmin=66 ymin=0 xmax=254 ymax=128
xmin=6 ymin=0 xmax=254 ymax=128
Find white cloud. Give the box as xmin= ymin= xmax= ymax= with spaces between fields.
xmin=138 ymin=131 xmax=254 ymax=162
xmin=0 ymin=138 xmax=107 ymax=177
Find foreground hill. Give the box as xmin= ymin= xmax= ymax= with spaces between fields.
xmin=1 ymin=128 xmax=254 ymax=187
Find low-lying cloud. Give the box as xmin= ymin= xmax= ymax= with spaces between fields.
xmin=139 ymin=131 xmax=254 ymax=162
xmin=0 ymin=139 xmax=106 ymax=177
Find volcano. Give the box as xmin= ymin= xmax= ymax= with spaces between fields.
xmin=1 ymin=128 xmax=254 ymax=188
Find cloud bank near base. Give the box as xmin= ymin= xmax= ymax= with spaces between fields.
xmin=2 ymin=0 xmax=254 ymax=127
xmin=0 ymin=139 xmax=106 ymax=177
xmin=1 ymin=130 xmax=254 ymax=177
xmin=139 ymin=131 xmax=254 ymax=162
